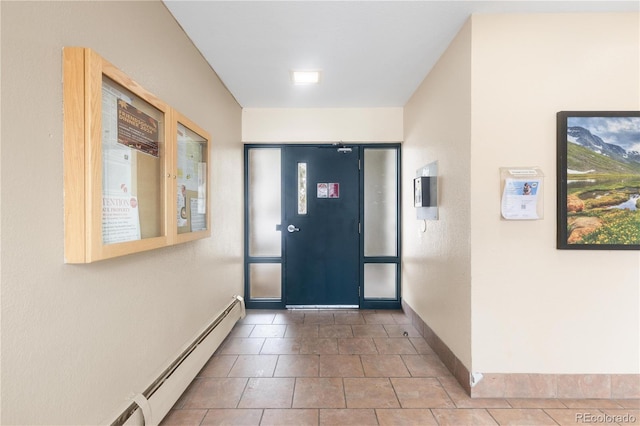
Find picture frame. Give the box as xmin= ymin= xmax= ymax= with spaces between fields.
xmin=556 ymin=111 xmax=640 ymax=250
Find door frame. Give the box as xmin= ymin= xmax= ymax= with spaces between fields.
xmin=243 ymin=143 xmax=401 ymax=310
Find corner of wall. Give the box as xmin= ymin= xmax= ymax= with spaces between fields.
xmin=402 ymin=300 xmax=472 ymax=395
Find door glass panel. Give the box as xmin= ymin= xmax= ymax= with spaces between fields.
xmin=250 ymin=263 xmax=281 ymax=299
xmin=364 ymin=263 xmax=397 ymax=299
xmin=248 ymin=148 xmax=281 ymax=256
xmin=298 ymin=162 xmax=307 ymax=215
xmin=364 ymin=149 xmax=397 ymax=256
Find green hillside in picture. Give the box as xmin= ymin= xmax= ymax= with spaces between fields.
xmin=567 ymin=143 xmax=640 ymax=175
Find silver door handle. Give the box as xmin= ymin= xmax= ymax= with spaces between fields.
xmin=287 ymin=224 xmax=300 ymax=233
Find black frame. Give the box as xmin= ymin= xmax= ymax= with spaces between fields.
xmin=359 ymin=144 xmax=402 ymax=310
xmin=244 ymin=144 xmax=402 ymax=309
xmin=557 ymin=111 xmax=640 ymax=250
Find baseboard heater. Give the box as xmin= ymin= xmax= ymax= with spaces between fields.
xmin=108 ymin=295 xmax=245 ymax=426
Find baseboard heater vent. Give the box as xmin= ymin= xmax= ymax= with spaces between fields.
xmin=109 ymin=295 xmax=245 ymax=426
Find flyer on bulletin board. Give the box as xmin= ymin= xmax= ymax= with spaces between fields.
xmin=102 ymin=193 xmax=141 ymax=244
xmin=501 ymin=178 xmax=541 ymax=219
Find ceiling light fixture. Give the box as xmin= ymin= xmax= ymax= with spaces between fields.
xmin=291 ymin=70 xmax=321 ymax=85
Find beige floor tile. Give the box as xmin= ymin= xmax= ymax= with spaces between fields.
xmin=273 ymin=312 xmax=305 ymax=325
xmin=338 ymin=337 xmax=378 ymax=354
xmin=200 ymin=409 xmax=262 ymax=425
xmin=615 ymin=399 xmax=640 ymax=409
xmin=319 ymin=354 xmax=364 ymax=377
xmin=363 ymin=313 xmax=396 ymax=324
xmin=344 ymin=378 xmax=400 ymax=408
xmin=274 ymin=354 xmax=319 ymax=377
xmin=240 ymin=312 xmax=276 ymax=325
xmin=544 ymin=409 xmax=616 ymax=425
xmin=249 ymin=324 xmax=287 ymax=338
xmin=229 ymin=324 xmax=255 ymax=337
xmin=238 ymin=377 xmax=295 ymax=409
xmin=352 ymin=324 xmax=389 ymax=337
xmin=261 ymin=408 xmax=318 ymax=425
xmin=159 ymin=409 xmax=207 ymax=425
xmin=391 ymin=377 xmax=455 ymax=408
xmin=600 ymin=409 xmax=640 ymax=424
xmin=508 ymin=398 xmax=568 ymax=408
xmin=284 ymin=324 xmax=319 ymax=338
xmin=181 ymin=377 xmax=248 ymax=409
xmin=431 ymin=408 xmax=498 ymax=425
xmin=299 ymin=337 xmax=339 ymax=354
xmin=402 ymin=354 xmax=450 ymax=377
xmin=488 ymin=408 xmax=558 ymax=425
xmin=334 ymin=312 xmax=365 ymax=325
xmin=361 ymin=354 xmax=411 ymax=377
xmin=303 ymin=312 xmax=335 ymax=325
xmin=228 ymin=354 xmax=277 ymax=377
xmin=171 ymin=313 xmax=640 ymax=426
xmin=198 ymin=355 xmax=237 ymax=377
xmin=373 ymin=337 xmax=418 ymax=354
xmin=292 ymin=377 xmax=346 ymax=408
xmin=319 ymin=408 xmax=377 ymax=425
xmin=219 ymin=337 xmax=265 ymax=355
xmin=383 ymin=324 xmax=422 ymax=338
xmin=376 ymin=408 xmax=438 ymax=425
xmin=318 ymin=324 xmax=354 ymax=338
xmin=260 ymin=338 xmax=301 ymax=355
xmin=561 ymin=399 xmax=625 ymax=409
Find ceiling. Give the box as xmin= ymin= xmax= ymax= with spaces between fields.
xmin=163 ymin=1 xmax=638 ymax=109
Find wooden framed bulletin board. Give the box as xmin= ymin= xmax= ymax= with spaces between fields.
xmin=63 ymin=47 xmax=211 ymax=263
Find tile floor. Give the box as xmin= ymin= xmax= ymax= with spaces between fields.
xmin=161 ymin=310 xmax=639 ymax=425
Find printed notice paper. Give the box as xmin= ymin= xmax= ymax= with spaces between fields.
xmin=102 ymin=193 xmax=141 ymax=244
xmin=190 ymin=198 xmax=206 ymax=232
xmin=501 ymin=179 xmax=541 ymax=219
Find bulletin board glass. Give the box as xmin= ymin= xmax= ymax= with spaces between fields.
xmin=101 ymin=76 xmax=166 ymax=245
xmin=174 ymin=113 xmax=211 ymax=242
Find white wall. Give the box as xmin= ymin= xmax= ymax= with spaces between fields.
xmin=242 ymin=108 xmax=403 ymax=142
xmin=0 ymin=1 xmax=243 ymax=424
xmin=403 ymin=21 xmax=473 ymax=369
xmin=470 ymin=13 xmax=639 ymax=374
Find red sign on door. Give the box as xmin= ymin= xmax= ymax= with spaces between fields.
xmin=328 ymin=183 xmax=340 ymax=198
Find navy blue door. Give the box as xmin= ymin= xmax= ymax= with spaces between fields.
xmin=284 ymin=146 xmax=360 ymax=306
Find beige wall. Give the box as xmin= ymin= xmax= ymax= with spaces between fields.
xmin=404 ymin=12 xmax=639 ymax=377
xmin=242 ymin=108 xmax=403 ymax=142
xmin=403 ymin=21 xmax=473 ymax=369
xmin=0 ymin=1 xmax=242 ymax=424
xmin=470 ymin=13 xmax=639 ymax=374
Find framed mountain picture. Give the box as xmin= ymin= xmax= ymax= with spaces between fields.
xmin=557 ymin=111 xmax=640 ymax=249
